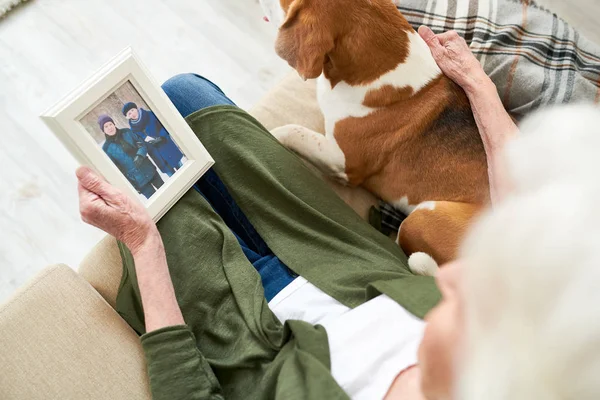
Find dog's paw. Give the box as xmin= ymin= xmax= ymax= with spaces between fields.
xmin=270 ymin=125 xmax=289 ymax=141
xmin=270 ymin=124 xmax=304 ymax=146
xmin=408 ymin=252 xmax=439 ymax=276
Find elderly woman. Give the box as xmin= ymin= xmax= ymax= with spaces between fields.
xmin=78 ymin=28 xmax=600 ymax=400
xmin=99 ymin=114 xmax=164 ymax=199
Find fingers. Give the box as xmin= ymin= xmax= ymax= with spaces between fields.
xmin=436 ymin=30 xmax=461 ymax=44
xmin=77 ymin=182 xmax=102 ymax=226
xmin=419 ymin=26 xmax=462 ymax=47
xmin=76 ymin=166 xmax=119 ymax=200
xmin=419 ymin=25 xmax=445 ymax=59
xmin=77 ymin=180 xmax=89 ymax=202
xmin=418 ymin=25 xmax=438 ymax=46
xmin=77 ymin=180 xmax=101 ymax=204
xmin=76 ymin=166 xmax=103 ymax=186
xmin=418 ymin=25 xmax=446 ymax=61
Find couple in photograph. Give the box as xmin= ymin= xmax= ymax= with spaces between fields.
xmin=98 ymin=103 xmax=184 ymax=199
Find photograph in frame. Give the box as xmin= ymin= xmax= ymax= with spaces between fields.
xmin=41 ymin=48 xmax=213 ymax=221
xmin=80 ymin=80 xmax=188 ymax=202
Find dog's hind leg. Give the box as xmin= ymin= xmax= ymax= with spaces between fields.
xmin=397 ymin=201 xmax=482 ymax=275
xmin=271 ymin=124 xmax=349 ymax=184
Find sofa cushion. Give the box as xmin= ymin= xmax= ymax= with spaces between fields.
xmin=249 ymin=70 xmax=326 ymax=133
xmin=0 ymin=265 xmax=150 ymax=400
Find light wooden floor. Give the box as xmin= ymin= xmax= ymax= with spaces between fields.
xmin=1 ymin=0 xmax=599 ymax=303
xmin=0 ymin=0 xmax=290 ymax=302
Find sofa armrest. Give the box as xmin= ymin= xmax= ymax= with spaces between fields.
xmin=79 ymin=235 xmax=122 ymax=308
xmin=0 ymin=265 xmax=150 ymax=400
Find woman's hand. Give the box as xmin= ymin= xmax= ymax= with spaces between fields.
xmin=76 ymin=166 xmax=157 ymax=253
xmin=418 ymin=26 xmax=488 ymax=95
xmin=418 ymin=26 xmax=518 ymax=205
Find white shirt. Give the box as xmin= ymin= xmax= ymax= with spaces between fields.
xmin=268 ymin=277 xmax=425 ymax=400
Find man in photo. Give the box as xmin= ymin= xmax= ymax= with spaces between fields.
xmin=98 ymin=114 xmax=164 ymax=199
xmin=123 ymin=102 xmax=184 ymax=177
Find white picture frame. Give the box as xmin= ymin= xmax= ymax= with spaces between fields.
xmin=41 ymin=47 xmax=214 ymax=222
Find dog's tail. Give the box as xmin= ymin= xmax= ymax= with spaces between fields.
xmin=408 ymin=252 xmax=439 ymax=276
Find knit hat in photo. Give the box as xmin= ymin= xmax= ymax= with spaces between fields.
xmin=122 ymin=102 xmax=138 ymax=116
xmin=97 ymin=114 xmax=114 ymax=131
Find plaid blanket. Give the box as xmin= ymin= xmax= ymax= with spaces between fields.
xmin=376 ymin=0 xmax=600 ymax=235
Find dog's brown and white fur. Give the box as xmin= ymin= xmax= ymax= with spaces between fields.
xmin=260 ymin=0 xmax=490 ymax=274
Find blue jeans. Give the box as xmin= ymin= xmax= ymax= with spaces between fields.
xmin=162 ymin=73 xmax=296 ymax=302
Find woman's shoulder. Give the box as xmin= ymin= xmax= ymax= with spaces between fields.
xmin=143 ymin=108 xmax=160 ymax=121
xmin=102 ymin=139 xmax=116 ymax=154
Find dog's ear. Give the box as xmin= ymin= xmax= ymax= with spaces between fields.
xmin=275 ymin=0 xmax=334 ymax=80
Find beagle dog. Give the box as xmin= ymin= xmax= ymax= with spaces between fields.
xmin=260 ymin=0 xmax=489 ymax=275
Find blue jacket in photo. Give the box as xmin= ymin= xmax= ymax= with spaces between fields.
xmin=102 ymin=128 xmax=157 ymax=191
xmin=129 ymin=108 xmax=183 ymax=174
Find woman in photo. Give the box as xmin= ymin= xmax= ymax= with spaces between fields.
xmin=123 ymin=102 xmax=184 ymax=177
xmin=98 ymin=114 xmax=164 ymax=199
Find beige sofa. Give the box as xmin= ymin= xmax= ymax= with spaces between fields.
xmin=0 ymin=73 xmax=378 ymax=399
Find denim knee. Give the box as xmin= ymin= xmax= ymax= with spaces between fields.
xmin=161 ymin=73 xmax=190 ymax=96
xmin=161 ymin=73 xmax=235 ymax=118
xmin=162 ymin=73 xmax=219 ymax=97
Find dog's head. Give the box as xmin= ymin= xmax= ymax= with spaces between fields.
xmin=259 ymin=0 xmax=412 ymax=83
xmin=260 ymin=0 xmax=335 ymax=80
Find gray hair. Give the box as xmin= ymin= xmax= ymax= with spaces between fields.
xmin=458 ymin=105 xmax=600 ymax=400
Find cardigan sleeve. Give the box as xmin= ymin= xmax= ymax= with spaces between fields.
xmin=140 ymin=325 xmax=224 ymax=400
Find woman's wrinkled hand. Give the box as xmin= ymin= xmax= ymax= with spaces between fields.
xmin=418 ymin=26 xmax=487 ymax=94
xmin=76 ymin=166 xmax=157 ymax=253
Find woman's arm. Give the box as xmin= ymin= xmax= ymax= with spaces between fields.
xmin=76 ymin=166 xmax=183 ymax=331
xmin=76 ymin=166 xmax=223 ymax=399
xmin=418 ymin=26 xmax=518 ymax=205
xmin=464 ymin=78 xmax=518 ymax=205
xmin=131 ymin=232 xmax=185 ymax=331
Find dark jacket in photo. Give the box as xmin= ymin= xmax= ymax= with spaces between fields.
xmin=129 ymin=108 xmax=183 ymax=173
xmin=102 ymin=128 xmax=157 ymax=191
